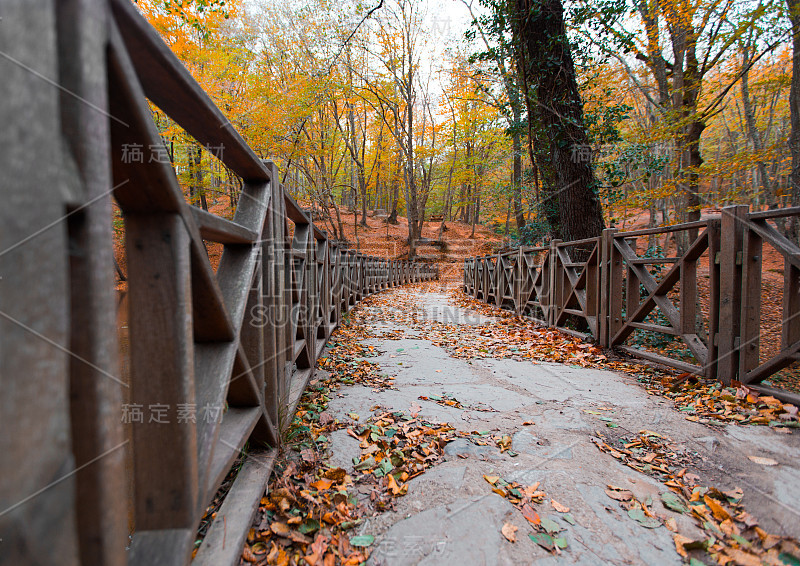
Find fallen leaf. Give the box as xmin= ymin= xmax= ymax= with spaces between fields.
xmin=628 ymin=506 xmax=662 ymax=529
xmin=605 ymin=488 xmax=633 ymax=502
xmin=349 ymin=535 xmax=374 ymax=547
xmin=703 ymin=495 xmax=731 ymax=522
xmin=673 ymin=534 xmax=694 ymax=557
xmin=748 ymin=455 xmax=778 ymax=466
xmin=661 ymin=492 xmax=688 ymax=514
xmin=310 ymin=478 xmax=334 ymax=490
xmin=501 ymin=522 xmax=518 ymax=543
xmin=529 ymin=532 xmax=554 ymax=551
xmin=521 ymin=504 xmax=541 ymax=526
xmin=270 ymin=522 xmax=291 ymax=537
xmin=484 ymin=475 xmax=500 ymax=485
xmin=541 ymin=517 xmax=561 ymax=534
xmin=551 ymin=499 xmax=570 ymax=513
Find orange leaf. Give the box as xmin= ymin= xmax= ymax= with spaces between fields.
xmin=311 ymin=478 xmax=334 ymax=490
xmin=551 ymin=499 xmax=570 ymax=513
xmin=521 ymin=504 xmax=541 ymax=526
xmin=703 ymin=496 xmax=731 ymax=522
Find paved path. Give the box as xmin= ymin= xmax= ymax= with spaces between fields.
xmin=317 ymin=288 xmax=800 ymax=565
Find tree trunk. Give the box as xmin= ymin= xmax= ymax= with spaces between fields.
xmin=789 ymin=0 xmax=800 ymax=240
xmin=512 ymin=0 xmax=604 ymax=243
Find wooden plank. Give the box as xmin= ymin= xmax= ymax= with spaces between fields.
xmin=194 ymin=449 xmax=278 ymax=566
xmin=627 ymin=322 xmax=679 ymax=335
xmin=740 ymin=225 xmax=762 ymax=377
xmin=717 ymin=206 xmax=747 ymax=384
xmin=748 ymin=384 xmax=800 ymax=407
xmin=616 ymin=346 xmax=702 ymax=375
xmin=108 ymin=0 xmax=269 ymax=182
xmin=107 ymin=26 xmax=235 ymax=342
xmin=126 ymin=213 xmax=198 ymax=530
xmin=205 ymin=407 xmax=261 ymax=497
xmin=743 ymin=339 xmax=800 ymax=385
xmin=782 ymin=259 xmax=800 ymax=353
xmin=128 ymin=529 xmax=194 ymax=566
xmin=0 ymin=2 xmax=80 ymax=562
xmin=707 ymin=219 xmax=722 ymax=380
xmin=680 ymin=255 xmax=697 ymax=335
xmin=191 ymin=206 xmax=259 ymax=244
xmin=57 ymin=0 xmax=128 ymax=563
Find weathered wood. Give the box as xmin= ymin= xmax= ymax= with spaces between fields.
xmin=194 ymin=449 xmax=278 ymax=566
xmin=205 ymin=407 xmax=261 ymax=498
xmin=740 ymin=224 xmax=762 ymax=378
xmin=5 ymin=3 xmax=438 ymax=563
xmin=0 ymin=2 xmax=80 ymax=563
xmin=109 ymin=0 xmax=270 ymax=182
xmin=126 ymin=213 xmax=198 ymax=530
xmin=192 ymin=206 xmax=259 ymax=244
xmin=717 ymin=206 xmax=747 ymax=384
xmin=57 ymin=1 xmax=128 ymax=563
xmin=616 ymin=345 xmax=703 ymax=375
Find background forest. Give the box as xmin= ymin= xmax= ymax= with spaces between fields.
xmin=132 ymin=0 xmax=799 ymax=258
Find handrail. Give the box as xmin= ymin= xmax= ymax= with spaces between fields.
xmin=0 ymin=3 xmax=437 ymax=566
xmin=463 ymin=207 xmax=800 ymax=409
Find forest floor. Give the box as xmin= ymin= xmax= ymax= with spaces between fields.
xmin=239 ymin=283 xmax=800 ymax=566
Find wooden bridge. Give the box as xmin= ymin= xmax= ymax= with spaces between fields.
xmin=464 ymin=207 xmax=800 ymax=408
xmin=0 ymin=2 xmax=435 ymax=565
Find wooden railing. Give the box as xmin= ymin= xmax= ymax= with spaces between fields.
xmin=464 ymin=206 xmax=800 ymax=407
xmin=0 ymin=2 xmax=436 ymax=566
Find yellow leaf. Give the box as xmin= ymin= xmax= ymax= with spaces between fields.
xmin=484 ymin=475 xmax=500 ymax=485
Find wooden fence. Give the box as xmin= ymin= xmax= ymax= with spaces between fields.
xmin=464 ymin=206 xmax=800 ymax=408
xmin=0 ymin=2 xmax=435 ymax=565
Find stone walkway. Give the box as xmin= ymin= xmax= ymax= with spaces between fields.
xmin=317 ymin=289 xmax=800 ymax=565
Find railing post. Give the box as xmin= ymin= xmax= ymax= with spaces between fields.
xmin=548 ymin=240 xmax=561 ymax=327
xmin=605 ymin=230 xmax=622 ymax=346
xmin=718 ymin=205 xmax=748 ymax=384
xmin=597 ymin=228 xmax=617 ymax=348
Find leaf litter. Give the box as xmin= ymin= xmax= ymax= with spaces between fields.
xmin=594 ymin=429 xmax=800 ymax=565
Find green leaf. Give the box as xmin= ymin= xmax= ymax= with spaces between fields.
xmin=374 ymin=458 xmax=393 ymax=478
xmin=779 ymin=552 xmax=800 ymax=566
xmin=298 ymin=519 xmax=320 ymax=534
xmin=541 ymin=517 xmax=561 ymax=534
xmin=554 ymin=536 xmax=568 ymax=549
xmin=628 ymin=507 xmax=661 ymax=529
xmin=355 ymin=456 xmax=375 ymax=471
xmin=350 ymin=535 xmax=375 ymax=547
xmin=562 ymin=513 xmax=576 ymax=525
xmin=529 ymin=532 xmax=554 ymax=551
xmin=661 ymin=492 xmax=688 ymax=514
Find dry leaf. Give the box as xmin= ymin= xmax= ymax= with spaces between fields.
xmin=270 ymin=522 xmax=291 ymax=537
xmin=747 ymin=455 xmax=778 ymax=466
xmin=311 ymin=478 xmax=335 ymax=490
xmin=673 ymin=534 xmax=693 ymax=558
xmin=551 ymin=499 xmax=570 ymax=513
xmin=501 ymin=522 xmax=518 ymax=543
xmin=484 ymin=475 xmax=500 ymax=485
xmin=703 ymin=495 xmax=731 ymax=522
